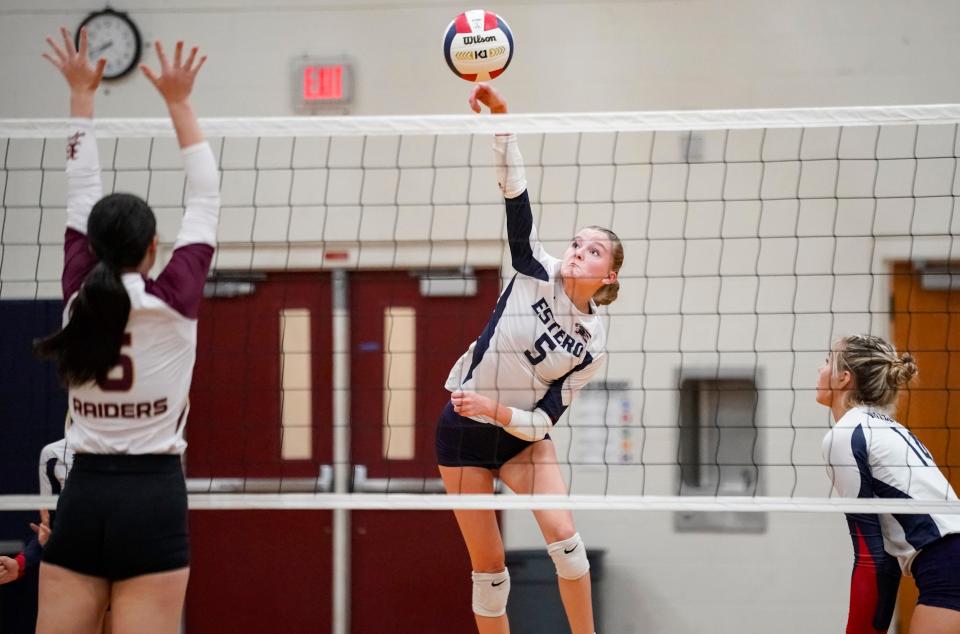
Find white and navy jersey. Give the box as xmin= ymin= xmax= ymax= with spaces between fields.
xmin=61 ymin=119 xmax=221 ymax=455
xmin=823 ymin=406 xmax=960 ymax=573
xmin=445 ymin=189 xmax=607 ymax=430
xmin=20 ymin=438 xmax=75 ymax=573
xmin=38 ymin=437 xmax=74 ymax=497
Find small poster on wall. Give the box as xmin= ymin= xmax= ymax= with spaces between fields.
xmin=568 ymin=381 xmax=638 ymax=467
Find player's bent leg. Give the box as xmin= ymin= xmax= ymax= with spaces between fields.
xmin=499 ymin=442 xmax=595 ymax=634
xmin=548 ymin=533 xmax=590 ymax=580
xmin=910 ymin=605 xmax=960 ymax=634
xmin=107 ymin=567 xmax=189 ymax=634
xmin=473 ymin=568 xmax=510 ymax=617
xmin=439 ymin=465 xmax=505 ymax=570
xmin=440 ymin=465 xmax=511 ymax=634
xmin=499 ymin=439 xmax=577 ymax=542
xmin=36 ymin=562 xmax=111 ymax=634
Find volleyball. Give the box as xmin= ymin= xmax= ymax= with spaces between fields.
xmin=442 ymin=9 xmax=513 ymax=82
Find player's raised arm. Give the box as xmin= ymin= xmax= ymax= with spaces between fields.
xmin=470 ymin=83 xmax=559 ymax=281
xmin=141 ymin=41 xmax=219 ymax=318
xmin=43 ymin=27 xmax=106 ymax=299
xmin=140 ymin=40 xmax=206 ymax=149
xmin=42 ymin=26 xmax=105 ymax=120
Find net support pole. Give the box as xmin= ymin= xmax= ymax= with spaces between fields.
xmin=332 ymin=270 xmax=351 ymax=634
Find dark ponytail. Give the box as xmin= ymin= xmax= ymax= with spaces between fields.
xmin=34 ymin=193 xmax=156 ymax=387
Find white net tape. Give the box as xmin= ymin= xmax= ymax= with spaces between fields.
xmin=3 ymin=104 xmax=960 ymax=515
xmin=3 ymin=494 xmax=960 ymax=512
xmin=4 ymin=103 xmax=960 ymax=138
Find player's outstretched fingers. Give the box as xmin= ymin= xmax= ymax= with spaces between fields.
xmin=140 ymin=64 xmax=160 ymax=88
xmin=155 ymin=40 xmax=170 ymax=70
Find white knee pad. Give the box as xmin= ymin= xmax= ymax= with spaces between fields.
xmin=471 ymin=568 xmax=510 ymax=617
xmin=547 ymin=532 xmax=590 ymax=580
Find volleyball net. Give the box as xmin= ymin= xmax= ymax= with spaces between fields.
xmin=1 ymin=105 xmax=960 ymax=515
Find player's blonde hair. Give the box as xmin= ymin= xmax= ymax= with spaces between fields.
xmin=831 ymin=334 xmax=918 ymax=411
xmin=583 ymin=226 xmax=624 ymax=306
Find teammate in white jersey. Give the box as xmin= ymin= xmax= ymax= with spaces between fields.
xmin=0 ymin=438 xmax=70 ymax=586
xmin=33 ymin=28 xmax=218 ymax=634
xmin=435 ymin=84 xmax=622 ymax=634
xmin=819 ymin=334 xmax=960 ymax=633
xmin=0 ymin=439 xmax=99 ymax=631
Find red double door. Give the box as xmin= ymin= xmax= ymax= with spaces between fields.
xmin=184 ymin=271 xmax=500 ymax=633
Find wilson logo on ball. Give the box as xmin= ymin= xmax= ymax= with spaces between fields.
xmin=443 ymin=9 xmax=514 ymax=83
xmin=463 ymin=34 xmax=497 ymax=45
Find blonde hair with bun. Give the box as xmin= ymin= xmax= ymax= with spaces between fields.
xmin=831 ymin=334 xmax=918 ymax=411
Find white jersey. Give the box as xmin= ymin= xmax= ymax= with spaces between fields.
xmin=445 ymin=169 xmax=607 ymax=436
xmin=38 ymin=438 xmax=74 ymax=497
xmin=61 ymin=119 xmax=220 ymax=455
xmin=822 ymin=406 xmax=960 ymax=573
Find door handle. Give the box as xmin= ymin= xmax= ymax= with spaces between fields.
xmin=350 ymin=464 xmax=503 ymax=494
xmin=187 ymin=464 xmax=334 ymax=494
xmin=351 ymin=464 xmax=446 ymax=494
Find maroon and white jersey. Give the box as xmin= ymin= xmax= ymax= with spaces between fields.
xmin=62 ymin=119 xmax=220 ymax=455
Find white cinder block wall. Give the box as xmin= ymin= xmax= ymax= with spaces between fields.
xmin=4 ymin=2 xmax=960 ymax=632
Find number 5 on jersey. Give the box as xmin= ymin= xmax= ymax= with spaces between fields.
xmin=524 ymin=332 xmax=557 ymax=366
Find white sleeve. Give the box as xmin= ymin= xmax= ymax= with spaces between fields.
xmin=493 ymin=133 xmax=527 ymax=198
xmin=65 ymin=119 xmax=102 ymax=235
xmin=503 ymin=354 xmax=607 ymax=442
xmin=174 ymin=142 xmax=221 ymax=249
xmin=503 ymin=407 xmax=554 ymax=442
xmin=499 ymin=134 xmax=560 ymax=280
xmin=823 ymin=427 xmax=867 ymax=498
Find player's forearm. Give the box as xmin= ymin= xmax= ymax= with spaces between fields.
xmin=844 ymin=514 xmax=900 ymax=633
xmin=65 ymin=118 xmax=102 ymax=235
xmin=503 ymin=407 xmax=552 ymax=441
xmin=70 ymin=91 xmax=94 ymax=119
xmin=490 ymin=402 xmax=513 ymax=426
xmin=170 ymin=141 xmax=219 ymax=251
xmin=167 ymin=100 xmax=203 ymax=149
xmin=494 ymin=133 xmax=526 ymax=198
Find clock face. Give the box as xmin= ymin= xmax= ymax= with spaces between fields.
xmin=77 ymin=10 xmax=142 ymax=80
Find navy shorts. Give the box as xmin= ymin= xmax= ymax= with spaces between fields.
xmin=912 ymin=533 xmax=960 ymax=612
xmin=43 ymin=454 xmax=189 ymax=581
xmin=435 ymin=401 xmax=546 ymax=470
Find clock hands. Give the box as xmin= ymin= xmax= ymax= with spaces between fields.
xmin=91 ymin=41 xmax=114 ymax=57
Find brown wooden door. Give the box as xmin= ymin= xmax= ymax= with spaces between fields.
xmin=348 ymin=270 xmax=502 ymax=633
xmin=185 ymin=273 xmax=334 ymax=633
xmin=892 ymin=261 xmax=960 ymax=632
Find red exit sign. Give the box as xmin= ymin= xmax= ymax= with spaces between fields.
xmin=297 ymin=61 xmax=352 ymax=106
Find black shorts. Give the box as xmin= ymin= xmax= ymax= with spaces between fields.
xmin=912 ymin=533 xmax=960 ymax=612
xmin=42 ymin=454 xmax=189 ymax=581
xmin=435 ymin=401 xmax=546 ymax=470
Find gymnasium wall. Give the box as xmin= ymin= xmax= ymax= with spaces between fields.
xmin=1 ymin=0 xmax=959 ymax=118
xmin=3 ymin=2 xmax=960 ymax=632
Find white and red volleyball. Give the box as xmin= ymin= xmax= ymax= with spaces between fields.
xmin=442 ymin=9 xmax=513 ymax=82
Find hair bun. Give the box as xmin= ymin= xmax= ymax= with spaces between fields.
xmin=889 ymin=352 xmax=918 ymax=386
xmin=593 ymin=280 xmax=620 ymax=306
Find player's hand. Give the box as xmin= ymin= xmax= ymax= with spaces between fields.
xmin=0 ymin=556 xmax=20 ymax=585
xmin=140 ymin=41 xmax=207 ymax=105
xmin=42 ymin=27 xmax=106 ymax=94
xmin=451 ymin=390 xmax=497 ymax=419
xmin=469 ymin=83 xmax=508 ymax=114
xmin=31 ymin=509 xmax=51 ymax=547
